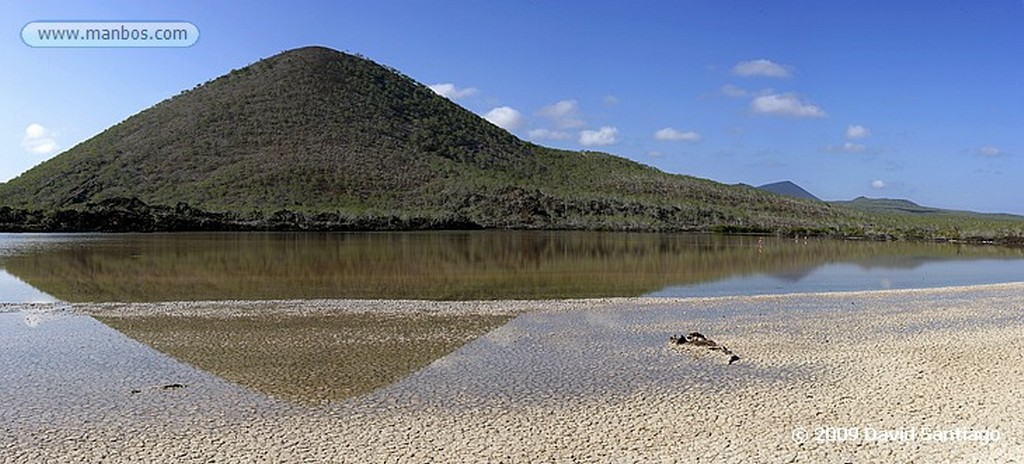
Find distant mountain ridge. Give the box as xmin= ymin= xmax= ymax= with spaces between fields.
xmin=756 ymin=181 xmax=821 ymax=202
xmin=832 ymin=197 xmax=939 ymax=214
xmin=756 ymin=181 xmax=1022 ymax=222
xmin=832 ymin=196 xmax=1024 ymax=221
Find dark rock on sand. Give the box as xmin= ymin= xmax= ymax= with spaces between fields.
xmin=129 ymin=383 xmax=187 ymax=395
xmin=670 ymin=332 xmax=739 ymax=364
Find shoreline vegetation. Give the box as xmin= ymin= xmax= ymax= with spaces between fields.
xmin=1 ymin=196 xmax=1024 ymax=246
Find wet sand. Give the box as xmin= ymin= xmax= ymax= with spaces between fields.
xmin=3 ymin=283 xmax=1024 ymax=462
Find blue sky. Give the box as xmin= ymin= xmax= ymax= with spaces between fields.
xmin=3 ymin=1 xmax=1022 ymax=213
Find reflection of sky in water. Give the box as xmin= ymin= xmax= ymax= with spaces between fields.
xmin=0 ymin=269 xmax=58 ymax=303
xmin=0 ymin=312 xmax=288 ymax=430
xmin=0 ymin=233 xmax=82 ymax=304
xmin=649 ymin=259 xmax=1024 ymax=298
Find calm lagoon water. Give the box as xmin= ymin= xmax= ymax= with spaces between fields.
xmin=1 ymin=231 xmax=1023 ymax=303
xmin=651 ymin=259 xmax=1024 ymax=297
xmin=3 ymin=230 xmax=1024 ymax=411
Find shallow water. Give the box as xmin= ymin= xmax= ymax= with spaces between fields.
xmin=360 ymin=303 xmax=778 ymax=410
xmin=0 ymin=269 xmax=57 ymax=303
xmin=2 ymin=231 xmax=1024 ymax=424
xmin=1 ymin=231 xmax=1022 ymax=302
xmin=0 ymin=311 xmax=291 ymax=431
xmin=6 ymin=286 xmax=1022 ymax=462
xmin=652 ymin=259 xmax=1024 ymax=297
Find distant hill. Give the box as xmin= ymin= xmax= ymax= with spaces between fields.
xmin=0 ymin=46 xmax=851 ymax=233
xmin=832 ymin=197 xmax=1024 ymax=221
xmin=757 ymin=181 xmax=821 ymax=202
xmin=831 ymin=197 xmax=939 ymax=214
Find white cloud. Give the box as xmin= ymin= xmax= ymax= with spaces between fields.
xmin=602 ymin=95 xmax=619 ymax=105
xmin=654 ymin=128 xmax=702 ymax=142
xmin=871 ymin=180 xmax=886 ymax=189
xmin=822 ymin=142 xmax=867 ymax=154
xmin=540 ymin=100 xmax=576 ymax=118
xmin=21 ymin=123 xmax=59 ymax=155
xmin=732 ymin=59 xmax=792 ymax=78
xmin=527 ymin=128 xmax=571 ymax=140
xmin=845 ymin=124 xmax=870 ymax=139
xmin=979 ymin=146 xmax=1003 ymax=157
xmin=579 ymin=126 xmax=618 ymax=146
xmin=646 ymin=150 xmax=664 ymax=158
xmin=428 ymin=83 xmax=479 ymax=100
xmin=750 ymin=93 xmax=826 ymax=118
xmin=25 ymin=123 xmax=47 ymax=138
xmin=484 ymin=106 xmax=523 ymax=131
xmin=538 ymin=100 xmax=585 ymax=128
xmin=822 ymin=126 xmax=873 ymax=153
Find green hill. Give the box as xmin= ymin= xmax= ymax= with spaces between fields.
xmin=0 ymin=46 xmax=854 ymax=232
xmin=833 ymin=197 xmax=1024 ymax=220
xmin=0 ymin=46 xmax=1021 ymax=242
xmin=832 ymin=197 xmax=941 ymax=214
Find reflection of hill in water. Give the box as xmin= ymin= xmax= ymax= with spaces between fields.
xmin=4 ymin=232 xmax=1023 ymax=302
xmin=95 ymin=309 xmax=516 ymax=404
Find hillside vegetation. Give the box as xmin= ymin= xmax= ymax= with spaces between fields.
xmin=1 ymin=46 xmax=1022 ymax=242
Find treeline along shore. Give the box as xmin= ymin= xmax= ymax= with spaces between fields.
xmin=0 ymin=197 xmax=479 ymax=233
xmin=2 ymin=196 xmax=1024 ymax=246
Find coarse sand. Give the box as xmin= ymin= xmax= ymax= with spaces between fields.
xmin=3 ymin=282 xmax=1023 ymax=462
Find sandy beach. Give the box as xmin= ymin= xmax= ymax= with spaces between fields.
xmin=3 ymin=283 xmax=1024 ymax=462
